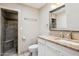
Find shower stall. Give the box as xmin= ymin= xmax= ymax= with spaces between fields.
xmin=0 ymin=8 xmax=18 ymax=56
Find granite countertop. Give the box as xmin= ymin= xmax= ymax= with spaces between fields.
xmin=38 ymin=35 xmax=79 ymax=52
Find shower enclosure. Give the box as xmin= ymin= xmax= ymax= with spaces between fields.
xmin=0 ymin=8 xmax=18 ymax=56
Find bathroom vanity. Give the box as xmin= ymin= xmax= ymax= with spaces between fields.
xmin=38 ymin=35 xmax=79 ymax=56
xmin=37 ymin=4 xmax=79 ymax=56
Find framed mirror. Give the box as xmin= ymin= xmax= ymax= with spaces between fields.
xmin=49 ymin=4 xmax=79 ymax=31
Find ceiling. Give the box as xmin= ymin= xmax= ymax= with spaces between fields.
xmin=22 ymin=3 xmax=46 ymax=9
xmin=21 ymin=3 xmax=64 ymax=9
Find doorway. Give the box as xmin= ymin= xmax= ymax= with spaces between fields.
xmin=1 ymin=8 xmax=18 ymax=56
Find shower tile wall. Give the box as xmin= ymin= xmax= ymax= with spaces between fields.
xmin=4 ymin=20 xmax=17 ymax=52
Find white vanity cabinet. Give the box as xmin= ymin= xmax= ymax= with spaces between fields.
xmin=38 ymin=37 xmax=79 ymax=56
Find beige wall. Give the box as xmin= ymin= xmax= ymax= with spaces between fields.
xmin=0 ymin=3 xmax=39 ymax=54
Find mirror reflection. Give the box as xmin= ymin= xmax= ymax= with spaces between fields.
xmin=49 ymin=5 xmax=66 ymax=30
xmin=49 ymin=4 xmax=79 ymax=31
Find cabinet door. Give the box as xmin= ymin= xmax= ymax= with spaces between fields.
xmin=38 ymin=42 xmax=46 ymax=56
xmin=45 ymin=44 xmax=60 ymax=56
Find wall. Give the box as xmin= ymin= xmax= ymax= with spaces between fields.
xmin=0 ymin=3 xmax=39 ymax=54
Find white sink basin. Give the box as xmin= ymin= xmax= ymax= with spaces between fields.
xmin=59 ymin=39 xmax=79 ymax=45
